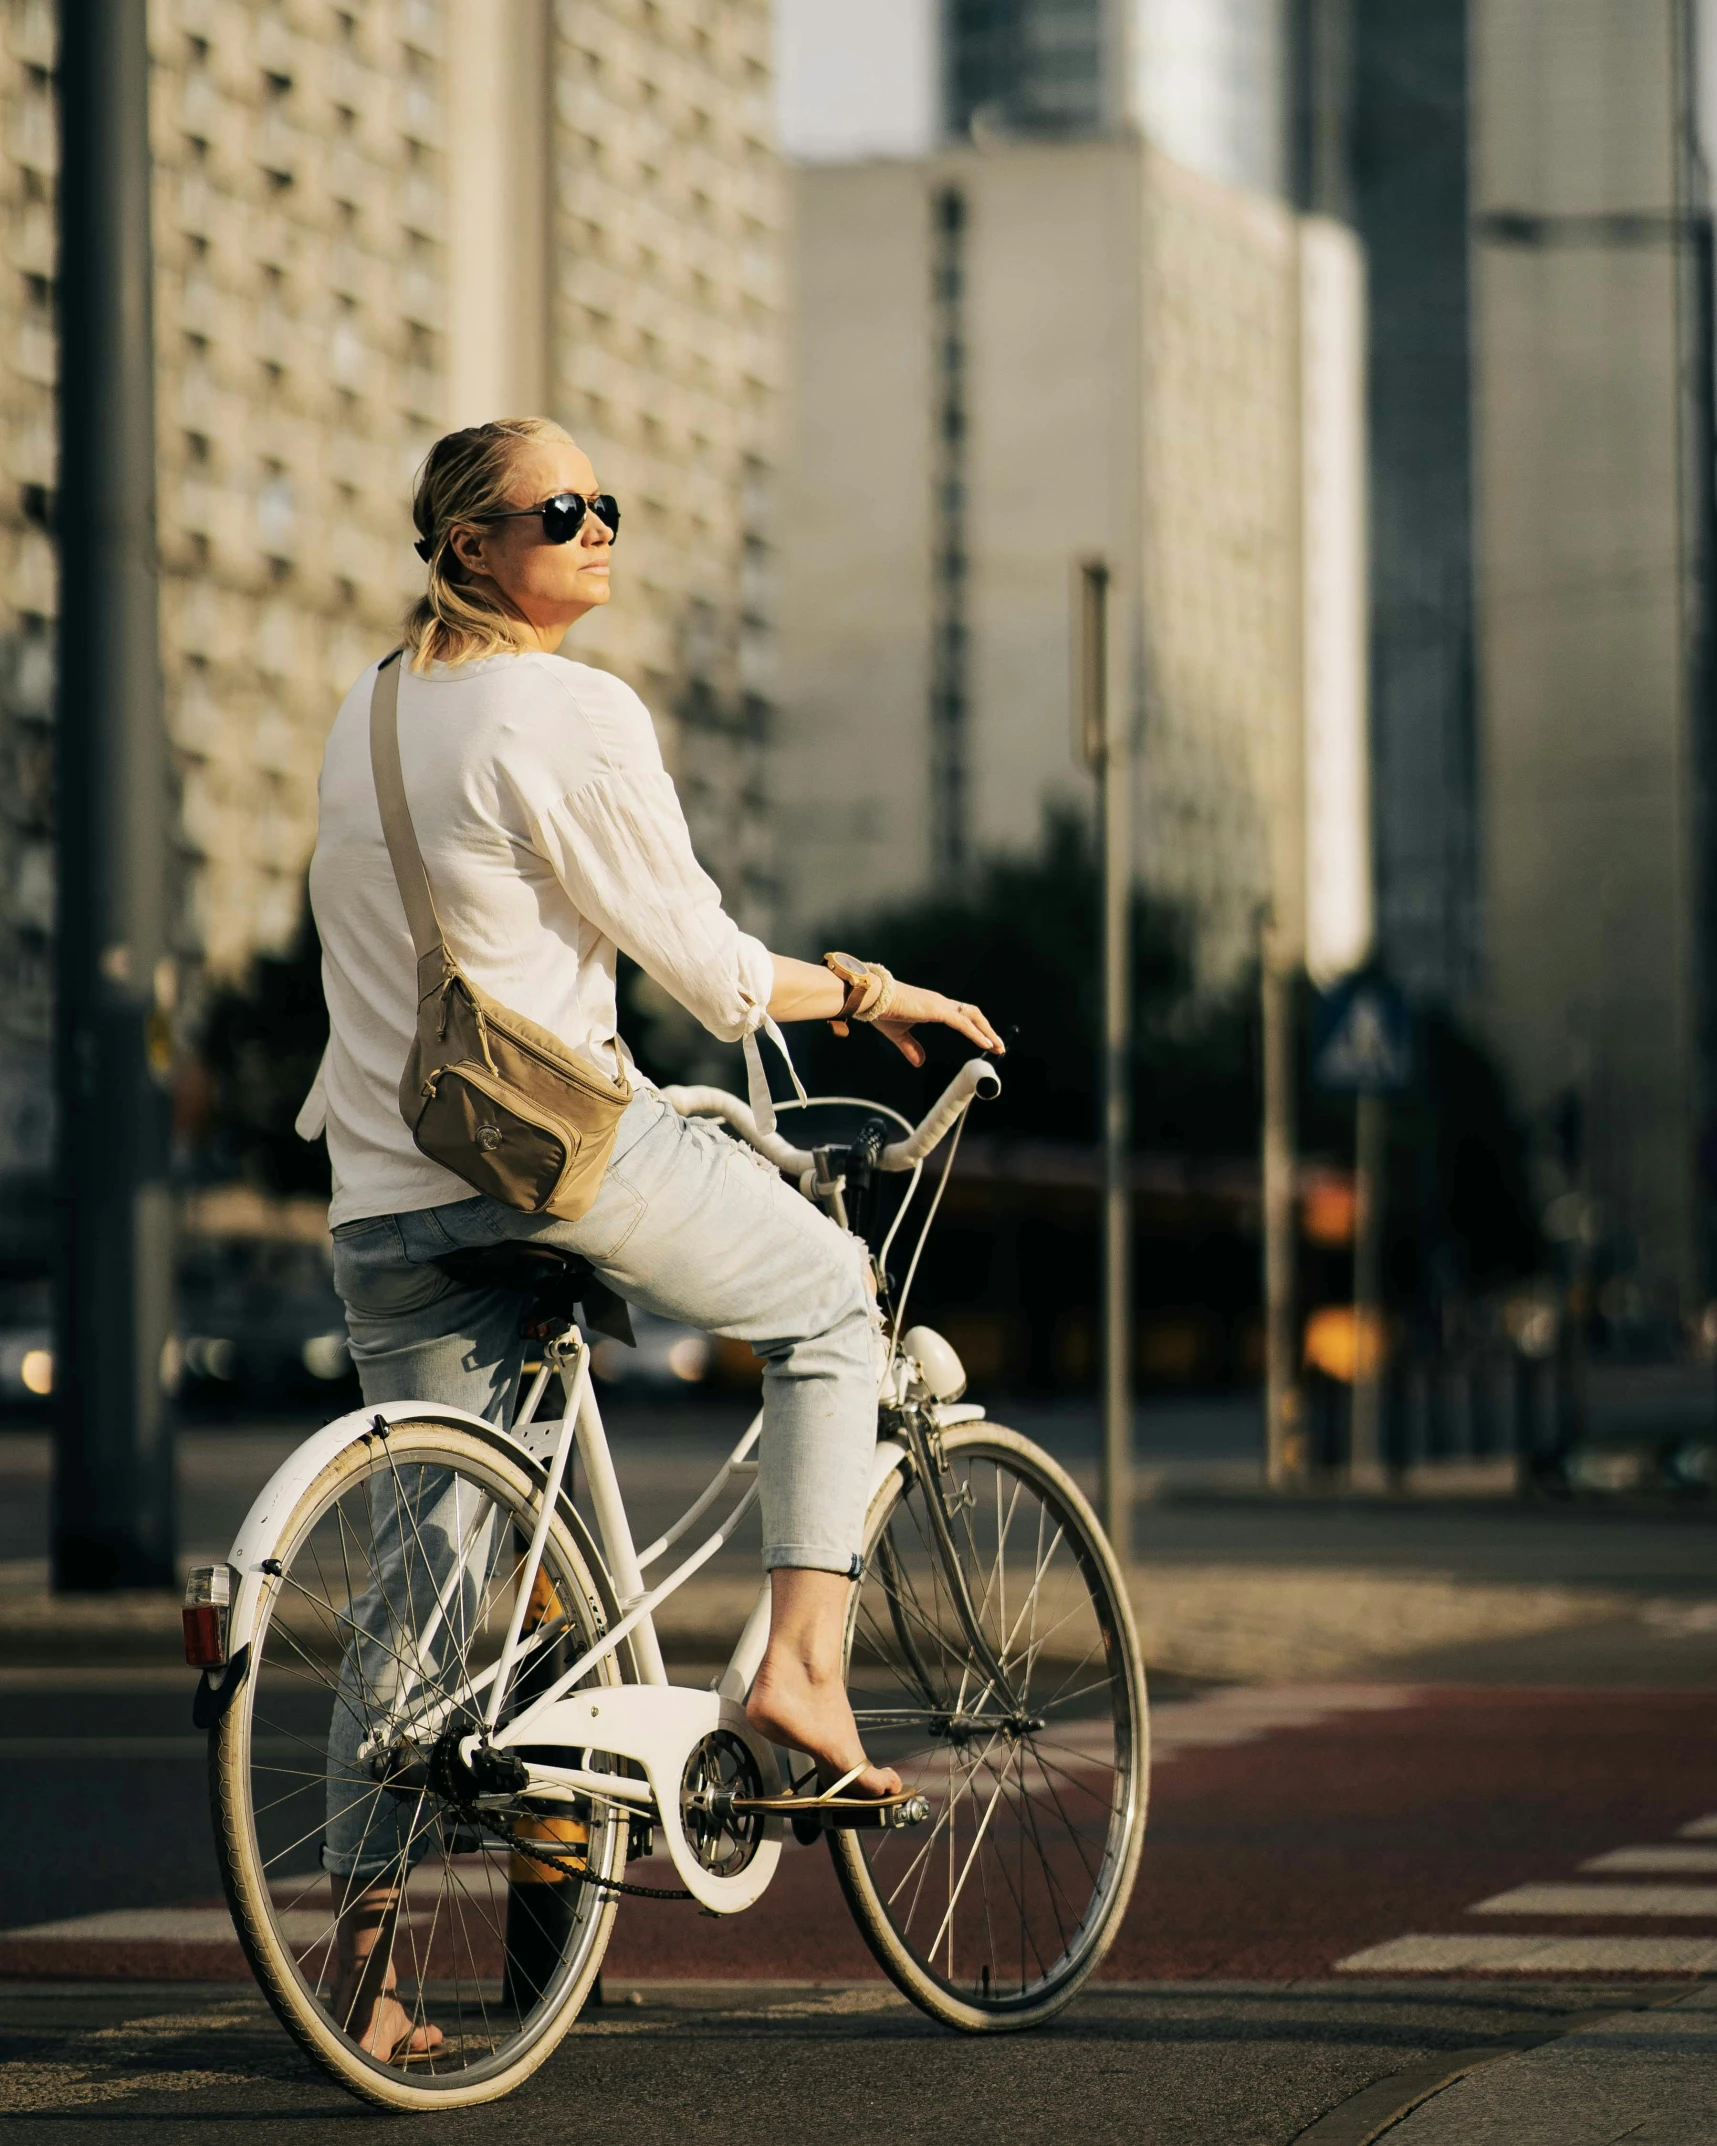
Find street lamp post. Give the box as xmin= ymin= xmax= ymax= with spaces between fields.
xmin=1078 ymin=560 xmax=1132 ymax=1564
xmin=1261 ymin=921 xmax=1302 ymax=1486
xmin=51 ymin=0 xmax=177 ymax=1591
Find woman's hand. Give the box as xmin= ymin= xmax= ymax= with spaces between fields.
xmin=871 ymin=982 xmax=1004 ymax=1068
xmin=767 ymin=954 xmax=1004 ymax=1067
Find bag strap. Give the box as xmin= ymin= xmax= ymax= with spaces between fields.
xmin=368 ymin=649 xmax=444 ymax=964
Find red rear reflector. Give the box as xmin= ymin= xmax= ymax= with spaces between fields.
xmin=183 ymin=1602 xmax=228 ymax=1666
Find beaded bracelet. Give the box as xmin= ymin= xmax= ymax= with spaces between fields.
xmin=822 ymin=951 xmax=894 ymax=1036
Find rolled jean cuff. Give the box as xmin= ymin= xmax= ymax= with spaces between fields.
xmin=320 ymin=1841 xmax=423 ymax=1882
xmin=764 ymin=1542 xmax=865 ymax=1578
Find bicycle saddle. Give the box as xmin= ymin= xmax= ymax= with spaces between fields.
xmin=430 ymin=1241 xmax=635 ymax=1347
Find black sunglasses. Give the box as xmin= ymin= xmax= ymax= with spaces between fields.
xmin=415 ymin=490 xmax=620 ymax=561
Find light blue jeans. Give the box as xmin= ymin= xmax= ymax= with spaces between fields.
xmin=322 ymin=1090 xmax=879 ymax=1878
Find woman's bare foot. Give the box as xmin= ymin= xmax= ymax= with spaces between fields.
xmin=330 ymin=1879 xmax=445 ymax=2062
xmin=744 ymin=1567 xmax=903 ymax=1799
xmin=335 ymin=1982 xmax=444 ymax=2062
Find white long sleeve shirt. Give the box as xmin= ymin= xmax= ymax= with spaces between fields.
xmin=303 ymin=650 xmax=774 ymax=1228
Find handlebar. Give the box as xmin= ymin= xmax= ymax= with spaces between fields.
xmin=656 ymin=1085 xmax=815 ymax=1175
xmin=660 ymin=1056 xmax=1001 ymax=1177
xmin=878 ymin=1057 xmax=1001 ymax=1168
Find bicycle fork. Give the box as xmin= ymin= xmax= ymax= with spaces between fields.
xmin=892 ymin=1409 xmax=1035 ymax=1728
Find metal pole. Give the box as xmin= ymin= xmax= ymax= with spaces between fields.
xmin=1350 ymin=1090 xmax=1386 ymax=1487
xmin=1261 ymin=923 xmax=1302 ymax=1486
xmin=1080 ymin=561 xmax=1132 ymax=1563
xmin=51 ymin=0 xmax=177 ymax=1591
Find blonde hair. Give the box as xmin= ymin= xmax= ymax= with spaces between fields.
xmin=403 ymin=417 xmax=573 ymax=670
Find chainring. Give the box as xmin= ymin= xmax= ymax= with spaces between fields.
xmin=680 ymin=1729 xmax=766 ymax=1877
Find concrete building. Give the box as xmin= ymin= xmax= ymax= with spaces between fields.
xmin=443 ymin=1 xmax=784 ymax=933
xmin=547 ymin=0 xmax=784 ymax=934
xmin=0 ymin=1 xmax=59 ymax=1184
xmin=1338 ymin=0 xmax=1482 ymax=1006
xmin=774 ymin=136 xmax=1309 ymax=993
xmin=0 ymin=0 xmax=447 ymax=1183
xmin=1470 ymin=0 xmax=1713 ymax=1307
xmin=773 ymin=2 xmax=1371 ymax=998
xmin=2 ymin=0 xmax=446 ymax=1177
xmin=0 ymin=0 xmax=784 ymax=1185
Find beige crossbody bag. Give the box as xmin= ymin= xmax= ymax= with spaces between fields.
xmin=369 ymin=649 xmax=630 ymax=1221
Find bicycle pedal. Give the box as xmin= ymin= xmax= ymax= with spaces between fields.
xmin=794 ymin=1794 xmax=931 ymax=1838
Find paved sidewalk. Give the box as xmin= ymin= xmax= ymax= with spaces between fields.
xmin=1379 ymin=1981 xmax=1717 ymax=2144
xmin=5 ymin=1411 xmax=1717 ymax=1683
xmin=0 ymin=1978 xmax=1675 ymax=2145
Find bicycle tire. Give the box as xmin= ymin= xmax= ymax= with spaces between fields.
xmin=211 ymin=1418 xmax=626 ymax=2111
xmin=830 ymin=1421 xmax=1148 ymax=2031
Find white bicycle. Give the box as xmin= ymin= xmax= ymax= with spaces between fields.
xmin=186 ymin=1058 xmax=1149 ymax=2110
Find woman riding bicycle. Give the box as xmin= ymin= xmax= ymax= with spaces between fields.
xmin=303 ymin=417 xmax=1003 ymax=2055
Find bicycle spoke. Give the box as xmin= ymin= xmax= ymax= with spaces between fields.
xmin=924 ymin=1740 xmax=1014 ymax=1962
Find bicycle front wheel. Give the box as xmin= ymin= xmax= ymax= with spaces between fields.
xmin=833 ymin=1422 xmax=1148 ymax=2031
xmin=211 ymin=1418 xmax=626 ymax=2111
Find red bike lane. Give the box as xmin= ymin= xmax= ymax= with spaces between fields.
xmin=600 ymin=1685 xmax=1717 ymax=1984
xmin=5 ymin=1685 xmax=1714 ymax=1986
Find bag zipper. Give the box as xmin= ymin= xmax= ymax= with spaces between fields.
xmin=479 ymin=1004 xmax=628 ymax=1102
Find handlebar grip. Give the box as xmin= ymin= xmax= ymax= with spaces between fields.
xmin=880 ymin=1058 xmax=1001 ymax=1170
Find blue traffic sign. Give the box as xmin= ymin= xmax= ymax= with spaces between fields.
xmin=1312 ymin=974 xmax=1413 ymax=1095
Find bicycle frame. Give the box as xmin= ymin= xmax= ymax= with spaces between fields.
xmin=212 ymin=1067 xmax=1000 ymax=1915
xmin=214 ymin=1360 xmax=919 ymax=1915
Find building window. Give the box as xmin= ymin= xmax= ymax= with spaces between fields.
xmin=945 ymin=0 xmax=1105 ymax=140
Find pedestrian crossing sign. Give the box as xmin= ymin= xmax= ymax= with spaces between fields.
xmin=1312 ymin=974 xmax=1413 ymax=1095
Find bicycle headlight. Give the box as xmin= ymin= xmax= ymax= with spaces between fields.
xmin=901 ymin=1325 xmax=967 ymax=1403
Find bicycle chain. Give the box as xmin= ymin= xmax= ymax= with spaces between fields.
xmin=497 ymin=1821 xmax=693 ymax=1902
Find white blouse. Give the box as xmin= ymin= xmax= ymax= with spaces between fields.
xmin=300 ymin=649 xmax=774 ymax=1229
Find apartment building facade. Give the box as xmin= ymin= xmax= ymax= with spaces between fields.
xmin=773 ymin=134 xmax=1308 ymax=995
xmin=0 ymin=0 xmax=783 ymax=1183
xmin=773 ymin=0 xmax=1371 ymax=999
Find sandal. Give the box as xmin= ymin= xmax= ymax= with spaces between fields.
xmin=724 ymin=1763 xmax=932 ymax=1841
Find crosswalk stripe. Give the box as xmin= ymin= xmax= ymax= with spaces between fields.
xmin=1472 ymin=1882 xmax=1717 ymax=1918
xmin=1680 ymin=1812 xmax=1717 ymax=1839
xmin=1336 ymin=1934 xmax=1717 ymax=1973
xmin=1581 ymin=1845 xmax=1717 ymax=1874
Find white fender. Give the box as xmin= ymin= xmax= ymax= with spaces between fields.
xmin=219 ymin=1400 xmax=548 ymax=1662
xmin=494 ymin=1684 xmax=783 ymax=1914
xmin=869 ymin=1433 xmax=910 ymax=1504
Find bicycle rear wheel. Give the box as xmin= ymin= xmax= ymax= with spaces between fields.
xmin=832 ymin=1422 xmax=1147 ymax=2031
xmin=211 ymin=1419 xmax=625 ymax=2110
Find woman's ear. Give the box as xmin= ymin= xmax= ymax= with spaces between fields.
xmin=447 ymin=523 xmax=487 ymax=580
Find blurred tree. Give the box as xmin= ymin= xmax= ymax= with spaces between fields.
xmin=187 ymin=830 xmax=1540 ymax=1310
xmin=1393 ymin=1008 xmax=1542 ymax=1297
xmin=197 ymin=900 xmax=330 ymax=1198
xmin=783 ymin=807 xmax=1258 ymax=1153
